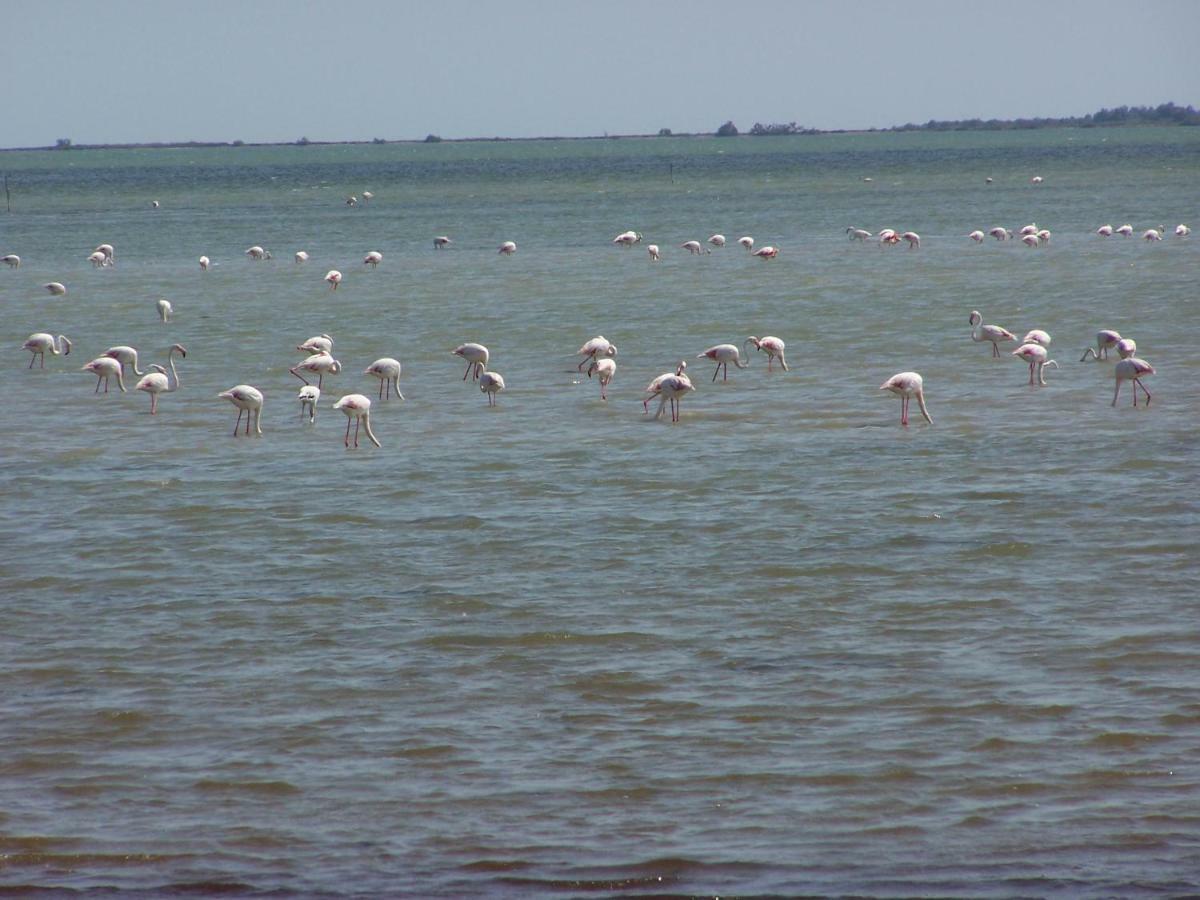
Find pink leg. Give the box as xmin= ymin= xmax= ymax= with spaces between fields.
xmin=344 ymin=418 xmax=352 ymax=447
xmin=353 ymin=418 xmax=361 ymax=447
xmin=1137 ymin=379 xmax=1152 ymax=405
xmin=291 ymin=367 xmax=309 ymax=386
xmin=150 ymin=395 xmax=158 ymax=415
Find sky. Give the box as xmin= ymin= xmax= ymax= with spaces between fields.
xmin=2 ymin=0 xmax=1197 ymax=147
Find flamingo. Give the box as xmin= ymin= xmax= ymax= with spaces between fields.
xmin=498 ymin=241 xmax=517 ymax=255
xmin=647 ymin=244 xmax=661 ymax=261
xmin=587 ymin=357 xmax=616 ymax=400
xmin=612 ymin=230 xmax=642 ymax=247
xmin=452 ymin=342 xmax=489 ymax=381
xmin=969 ymin=310 xmax=1017 ymax=357
xmin=681 ymin=240 xmax=707 ymax=255
xmin=1097 ymin=225 xmax=1114 ymax=237
xmin=433 ymin=236 xmax=452 ymax=249
xmin=1022 ymin=329 xmax=1051 ymax=347
xmin=199 ymin=255 xmax=210 ymax=270
xmin=901 ymin=231 xmax=921 ymax=249
xmin=88 ymin=250 xmax=109 ymax=267
xmin=752 ymin=245 xmax=779 ymax=259
xmin=988 ymin=227 xmax=1011 ymax=241
xmin=1031 ymin=176 xmax=1043 ymax=184
xmin=245 ymin=245 xmax=270 ymax=260
xmin=1037 ymin=229 xmax=1051 ymax=244
xmin=94 ymin=243 xmax=114 ymax=263
xmin=135 ymin=344 xmax=186 ymax=415
xmin=219 ymin=385 xmax=264 ymax=436
xmin=968 ymin=230 xmax=985 ymax=243
xmin=1019 ymin=224 xmax=1039 ymax=237
xmin=23 ymin=333 xmax=72 ymax=368
xmin=346 ymin=195 xmax=358 ymax=207
xmin=151 ymin=200 xmax=160 ymax=208
xmin=1012 ymin=343 xmax=1059 ymax=385
xmin=295 ymin=250 xmax=309 ymax=263
xmin=880 ymin=372 xmax=932 ymax=426
xmin=298 ymin=385 xmax=320 ymax=423
xmin=745 ymin=335 xmax=788 ymax=371
xmin=1021 ymin=234 xmax=1041 ymax=248
xmin=363 ymin=250 xmax=383 ymax=267
xmin=324 ymin=270 xmax=342 ymax=289
xmin=157 ymin=299 xmax=172 ymax=322
xmin=291 ymin=351 xmax=341 ymax=388
xmin=1116 ymin=224 xmax=1133 ymax=237
xmin=44 ymin=282 xmax=67 ymax=295
xmin=479 ymin=371 xmax=506 ymax=406
xmin=577 ymin=336 xmax=617 ymax=371
xmin=644 ymin=361 xmax=688 ymax=413
xmin=82 ymin=357 xmax=125 ymax=393
xmin=334 ymin=394 xmax=381 ymax=447
xmin=737 ymin=236 xmax=754 ymax=251
xmin=652 ymin=372 xmax=695 ymax=423
xmin=297 ymin=334 xmax=334 ymax=355
xmin=1 ymin=254 xmax=19 ymax=268
xmin=1115 ymin=338 xmax=1137 ymax=359
xmin=1081 ymin=329 xmax=1121 ymax=361
xmin=847 ymin=228 xmax=872 ymax=242
xmin=1176 ymin=224 xmax=1191 ymax=237
xmin=708 ymin=234 xmax=726 ymax=247
xmin=699 ymin=343 xmax=748 ymax=381
xmin=878 ymin=228 xmax=898 ymax=246
xmin=1112 ymin=357 xmax=1155 ymax=406
xmin=1143 ymin=228 xmax=1163 ymax=241
xmin=364 ymin=357 xmax=404 ymax=399
xmin=104 ymin=345 xmax=145 ymax=378
xmin=361 ymin=191 xmax=373 ymax=204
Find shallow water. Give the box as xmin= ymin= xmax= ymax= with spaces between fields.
xmin=1 ymin=128 xmax=1198 ymax=897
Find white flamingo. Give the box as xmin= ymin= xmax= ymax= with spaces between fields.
xmin=644 ymin=361 xmax=688 ymax=413
xmin=135 ymin=344 xmax=186 ymax=415
xmin=1 ymin=254 xmax=19 ymax=268
xmin=1143 ymin=228 xmax=1163 ymax=241
xmin=901 ymin=231 xmax=921 ymax=249
xmin=44 ymin=282 xmax=67 ymax=295
xmin=219 ymin=385 xmax=264 ymax=436
xmin=104 ymin=345 xmax=145 ymax=378
xmin=88 ymin=250 xmax=109 ymax=267
xmin=737 ymin=236 xmax=754 ymax=251
xmin=1022 ymin=329 xmax=1051 ymax=347
xmin=1012 ymin=343 xmax=1059 ymax=385
xmin=847 ymin=228 xmax=872 ymax=242
xmin=295 ymin=250 xmax=309 ymax=263
xmin=1031 ymin=176 xmax=1043 ymax=184
xmin=577 ymin=336 xmax=617 ymax=371
xmin=82 ymin=357 xmax=125 ymax=393
xmin=1096 ymin=225 xmax=1114 ymax=237
xmin=968 ymin=230 xmax=985 ymax=243
xmin=157 ymin=299 xmax=172 ymax=322
xmin=880 ymin=372 xmax=932 ymax=426
xmin=361 ymin=191 xmax=373 ymax=204
xmin=708 ymin=234 xmax=726 ymax=247
xmin=291 ymin=351 xmax=341 ymax=388
xmin=752 ymin=245 xmax=779 ymax=259
xmin=498 ymin=241 xmax=517 ymax=255
xmin=297 ymin=334 xmax=333 ymax=355
xmin=334 ymin=394 xmax=381 ymax=447
xmin=1116 ymin=224 xmax=1134 ymax=237
xmin=988 ymin=227 xmax=1011 ymax=241
xmin=699 ymin=343 xmax=748 ymax=381
xmin=298 ymin=385 xmax=320 ymax=423
xmin=245 ymin=245 xmax=270 ymax=260
xmin=652 ymin=372 xmax=695 ymax=423
xmin=324 ymin=270 xmax=342 ymax=289
xmin=647 ymin=244 xmax=661 ymax=261
xmin=681 ymin=240 xmax=707 ymax=255
xmin=94 ymin=243 xmax=114 ymax=263
xmin=452 ymin=342 xmax=489 ymax=381
xmin=23 ymin=333 xmax=72 ymax=368
xmin=1175 ymin=224 xmax=1191 ymax=237
xmin=433 ymin=236 xmax=452 ymax=249
xmin=745 ymin=335 xmax=788 ymax=371
xmin=969 ymin=310 xmax=1017 ymax=357
xmin=1019 ymin=224 xmax=1039 ymax=237
xmin=1021 ymin=234 xmax=1041 ymax=248
xmin=199 ymin=255 xmax=210 ymax=270
xmin=1112 ymin=357 xmax=1154 ymax=406
xmin=479 ymin=371 xmax=506 ymax=406
xmin=586 ymin=357 xmax=616 ymax=400
xmin=1081 ymin=329 xmax=1122 ymax=361
xmin=363 ymin=250 xmax=383 ymax=267
xmin=1037 ymin=229 xmax=1051 ymax=244
xmin=612 ymin=230 xmax=642 ymax=247
xmin=364 ymin=357 xmax=404 ymax=400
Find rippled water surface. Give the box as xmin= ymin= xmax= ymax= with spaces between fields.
xmin=2 ymin=129 xmax=1199 ymax=897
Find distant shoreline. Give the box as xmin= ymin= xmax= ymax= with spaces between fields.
xmin=3 ymin=103 xmax=1194 ymax=153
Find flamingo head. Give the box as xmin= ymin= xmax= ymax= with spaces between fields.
xmin=171 ymin=344 xmax=188 ymax=358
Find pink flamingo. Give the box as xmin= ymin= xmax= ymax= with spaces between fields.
xmin=135 ymin=344 xmax=187 ymax=415
xmin=218 ymin=385 xmax=264 ymax=436
xmin=291 ymin=351 xmax=342 ymax=388
xmin=1081 ymin=330 xmax=1121 ymax=361
xmin=23 ymin=333 xmax=72 ymax=368
xmin=752 ymin=245 xmax=779 ymax=259
xmin=880 ymin=372 xmax=932 ymax=426
xmin=479 ymin=371 xmax=506 ymax=406
xmin=452 ymin=343 xmax=489 ymax=381
xmin=745 ymin=335 xmax=788 ymax=371
xmin=324 ymin=270 xmax=342 ymax=289
xmin=1112 ymin=357 xmax=1154 ymax=406
xmin=969 ymin=311 xmax=1017 ymax=357
xmin=577 ymin=336 xmax=617 ymax=371
xmin=652 ymin=373 xmax=695 ymax=423
xmin=82 ymin=357 xmax=125 ymax=393
xmin=334 ymin=394 xmax=381 ymax=447
xmin=364 ymin=357 xmax=403 ymax=399
xmin=586 ymin=358 xmax=615 ymax=400
xmin=901 ymin=231 xmax=920 ymax=249
xmin=698 ymin=343 xmax=749 ymax=381
xmin=1012 ymin=343 xmax=1059 ymax=385
xmin=644 ymin=361 xmax=687 ymax=413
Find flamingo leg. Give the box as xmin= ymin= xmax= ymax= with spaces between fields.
xmin=244 ymin=410 xmax=252 ymax=435
xmin=29 ymin=353 xmax=37 ymax=369
xmin=232 ymin=409 xmax=244 ymax=436
xmin=901 ymin=396 xmax=909 ymax=426
xmin=711 ymin=365 xmax=719 ymax=383
xmin=344 ymin=418 xmax=352 ymax=447
xmin=290 ymin=367 xmax=310 ymax=386
xmin=992 ymin=343 xmax=1000 ymax=358
xmin=1137 ymin=379 xmax=1152 ymax=405
xmin=378 ymin=379 xmax=384 ymax=399
xmin=722 ymin=362 xmax=728 ymax=381
xmin=462 ymin=361 xmax=472 ymax=381
xmin=353 ymin=418 xmax=361 ymax=447
xmin=317 ymin=374 xmax=324 ymax=389
xmin=150 ymin=394 xmax=158 ymax=415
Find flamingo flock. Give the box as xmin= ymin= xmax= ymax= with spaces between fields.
xmin=9 ymin=212 xmax=1176 ymax=449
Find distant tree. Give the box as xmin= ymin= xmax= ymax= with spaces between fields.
xmin=372 ymin=137 xmax=387 ymax=144
xmin=750 ymin=121 xmax=805 ymax=136
xmin=55 ymin=138 xmax=72 ymax=149
xmin=658 ymin=127 xmax=672 ymax=136
xmin=715 ymin=120 xmax=739 ymax=137
xmin=296 ymin=136 xmax=310 ymax=146
xmin=424 ymin=134 xmax=443 ymax=143
xmin=232 ymin=139 xmax=245 ymax=147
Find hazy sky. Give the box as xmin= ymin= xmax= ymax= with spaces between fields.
xmin=3 ymin=0 xmax=1197 ymax=147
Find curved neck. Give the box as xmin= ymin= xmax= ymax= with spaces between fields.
xmin=165 ymin=351 xmax=180 ymax=391
xmin=361 ymin=413 xmax=381 ymax=447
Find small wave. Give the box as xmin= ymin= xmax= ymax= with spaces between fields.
xmin=1089 ymin=731 xmax=1174 ymax=749
xmin=193 ymin=779 xmax=300 ymax=795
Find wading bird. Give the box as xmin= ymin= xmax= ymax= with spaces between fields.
xmin=586 ymin=357 xmax=615 ymax=400
xmin=157 ymin=299 xmax=172 ymax=322
xmin=479 ymin=371 xmax=506 ymax=406
xmin=969 ymin=311 xmax=1017 ymax=357
xmin=1081 ymin=329 xmax=1121 ymax=361
xmin=82 ymin=357 xmax=125 ymax=393
xmin=453 ymin=343 xmax=489 ymax=381
xmin=577 ymin=336 xmax=617 ymax=371
xmin=745 ymin=335 xmax=788 ymax=371
xmin=298 ymin=385 xmax=320 ymax=423
xmin=880 ymin=372 xmax=932 ymax=426
xmin=1012 ymin=343 xmax=1059 ymax=385
xmin=334 ymin=394 xmax=381 ymax=447
xmin=1112 ymin=357 xmax=1154 ymax=406
xmin=135 ymin=344 xmax=187 ymax=415
xmin=699 ymin=343 xmax=749 ymax=381
xmin=23 ymin=333 xmax=71 ymax=368
xmin=219 ymin=385 xmax=264 ymax=436
xmin=291 ymin=351 xmax=341 ymax=388
xmin=364 ymin=357 xmax=403 ymax=399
